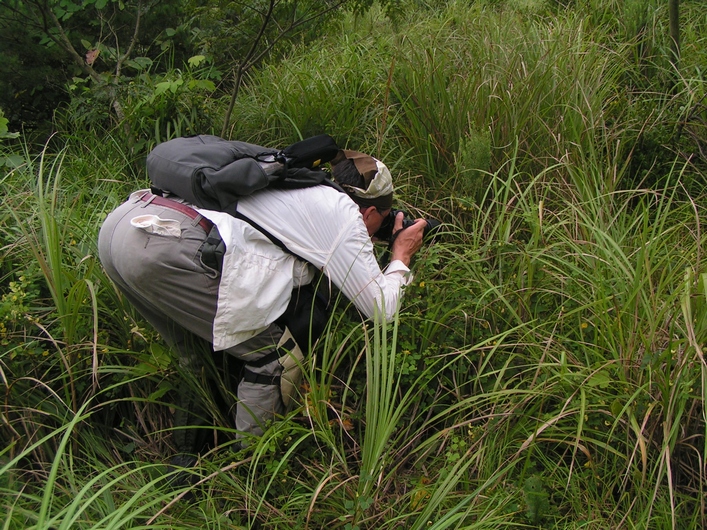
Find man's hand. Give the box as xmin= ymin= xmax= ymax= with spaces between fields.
xmin=390 ymin=212 xmax=425 ymax=266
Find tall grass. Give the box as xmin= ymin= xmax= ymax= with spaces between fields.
xmin=2 ymin=0 xmax=707 ymax=528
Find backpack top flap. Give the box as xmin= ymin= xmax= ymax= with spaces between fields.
xmin=198 ymin=157 xmax=276 ymax=211
xmin=147 ymin=135 xmax=278 ymax=209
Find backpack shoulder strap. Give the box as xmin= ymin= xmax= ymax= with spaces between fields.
xmin=319 ymin=177 xmax=346 ymax=194
xmin=232 ymin=179 xmax=346 ymax=264
xmin=232 ymin=210 xmax=308 ymax=263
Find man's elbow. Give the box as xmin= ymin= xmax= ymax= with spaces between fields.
xmin=369 ymin=296 xmax=400 ymax=323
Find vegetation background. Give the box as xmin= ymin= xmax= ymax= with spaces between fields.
xmin=1 ymin=0 xmax=706 ymax=528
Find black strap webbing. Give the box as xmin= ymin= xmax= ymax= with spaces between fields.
xmin=231 ymin=179 xmax=345 ymax=265
xmin=245 ymin=339 xmax=297 ymax=369
xmin=232 ymin=210 xmax=312 ymax=265
xmin=242 ymin=370 xmax=280 ymax=386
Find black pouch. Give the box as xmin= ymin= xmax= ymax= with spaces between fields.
xmin=276 ymin=282 xmax=331 ymax=351
xmin=199 ymin=225 xmax=225 ymax=274
xmin=279 ymin=134 xmax=339 ymax=169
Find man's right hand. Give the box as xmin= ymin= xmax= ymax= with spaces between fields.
xmin=390 ymin=212 xmax=425 ymax=266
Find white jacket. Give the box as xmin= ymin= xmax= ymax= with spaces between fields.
xmin=197 ymin=185 xmax=412 ymax=350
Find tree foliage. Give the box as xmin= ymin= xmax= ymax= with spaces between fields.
xmin=0 ymin=0 xmax=409 ymax=141
xmin=0 ymin=0 xmax=194 ymax=137
xmin=203 ymin=0 xmax=350 ymax=135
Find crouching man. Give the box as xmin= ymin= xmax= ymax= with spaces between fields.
xmin=98 ymin=148 xmax=425 ymax=458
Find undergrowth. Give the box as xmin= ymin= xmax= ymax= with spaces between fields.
xmin=2 ymin=1 xmax=706 ymax=528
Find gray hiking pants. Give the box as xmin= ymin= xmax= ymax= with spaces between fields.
xmin=98 ymin=192 xmax=286 ymax=441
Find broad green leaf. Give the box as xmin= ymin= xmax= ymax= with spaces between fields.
xmin=154 ymin=81 xmax=171 ymax=96
xmin=149 ymin=342 xmax=172 ymax=369
xmin=169 ymin=78 xmax=184 ymax=93
xmin=5 ymin=154 xmax=24 ymax=166
xmin=587 ymin=370 xmax=611 ymax=388
xmin=524 ymin=476 xmax=550 ymax=524
xmin=148 ymin=381 xmax=173 ymax=401
xmin=126 ymin=57 xmax=153 ymax=70
xmin=188 ymin=79 xmax=216 ymax=91
xmin=188 ymin=55 xmax=207 ymax=67
xmin=610 ymin=399 xmax=623 ymax=418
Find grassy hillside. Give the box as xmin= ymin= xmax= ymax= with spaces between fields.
xmin=2 ymin=0 xmax=706 ymax=528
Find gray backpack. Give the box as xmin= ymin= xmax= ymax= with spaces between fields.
xmin=147 ymin=134 xmax=341 ymax=212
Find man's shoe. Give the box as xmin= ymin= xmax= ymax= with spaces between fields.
xmin=165 ymin=454 xmax=199 ymax=489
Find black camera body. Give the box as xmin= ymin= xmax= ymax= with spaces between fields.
xmin=375 ymin=209 xmax=441 ymax=245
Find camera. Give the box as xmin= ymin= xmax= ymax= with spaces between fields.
xmin=374 ymin=209 xmax=441 ymax=245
